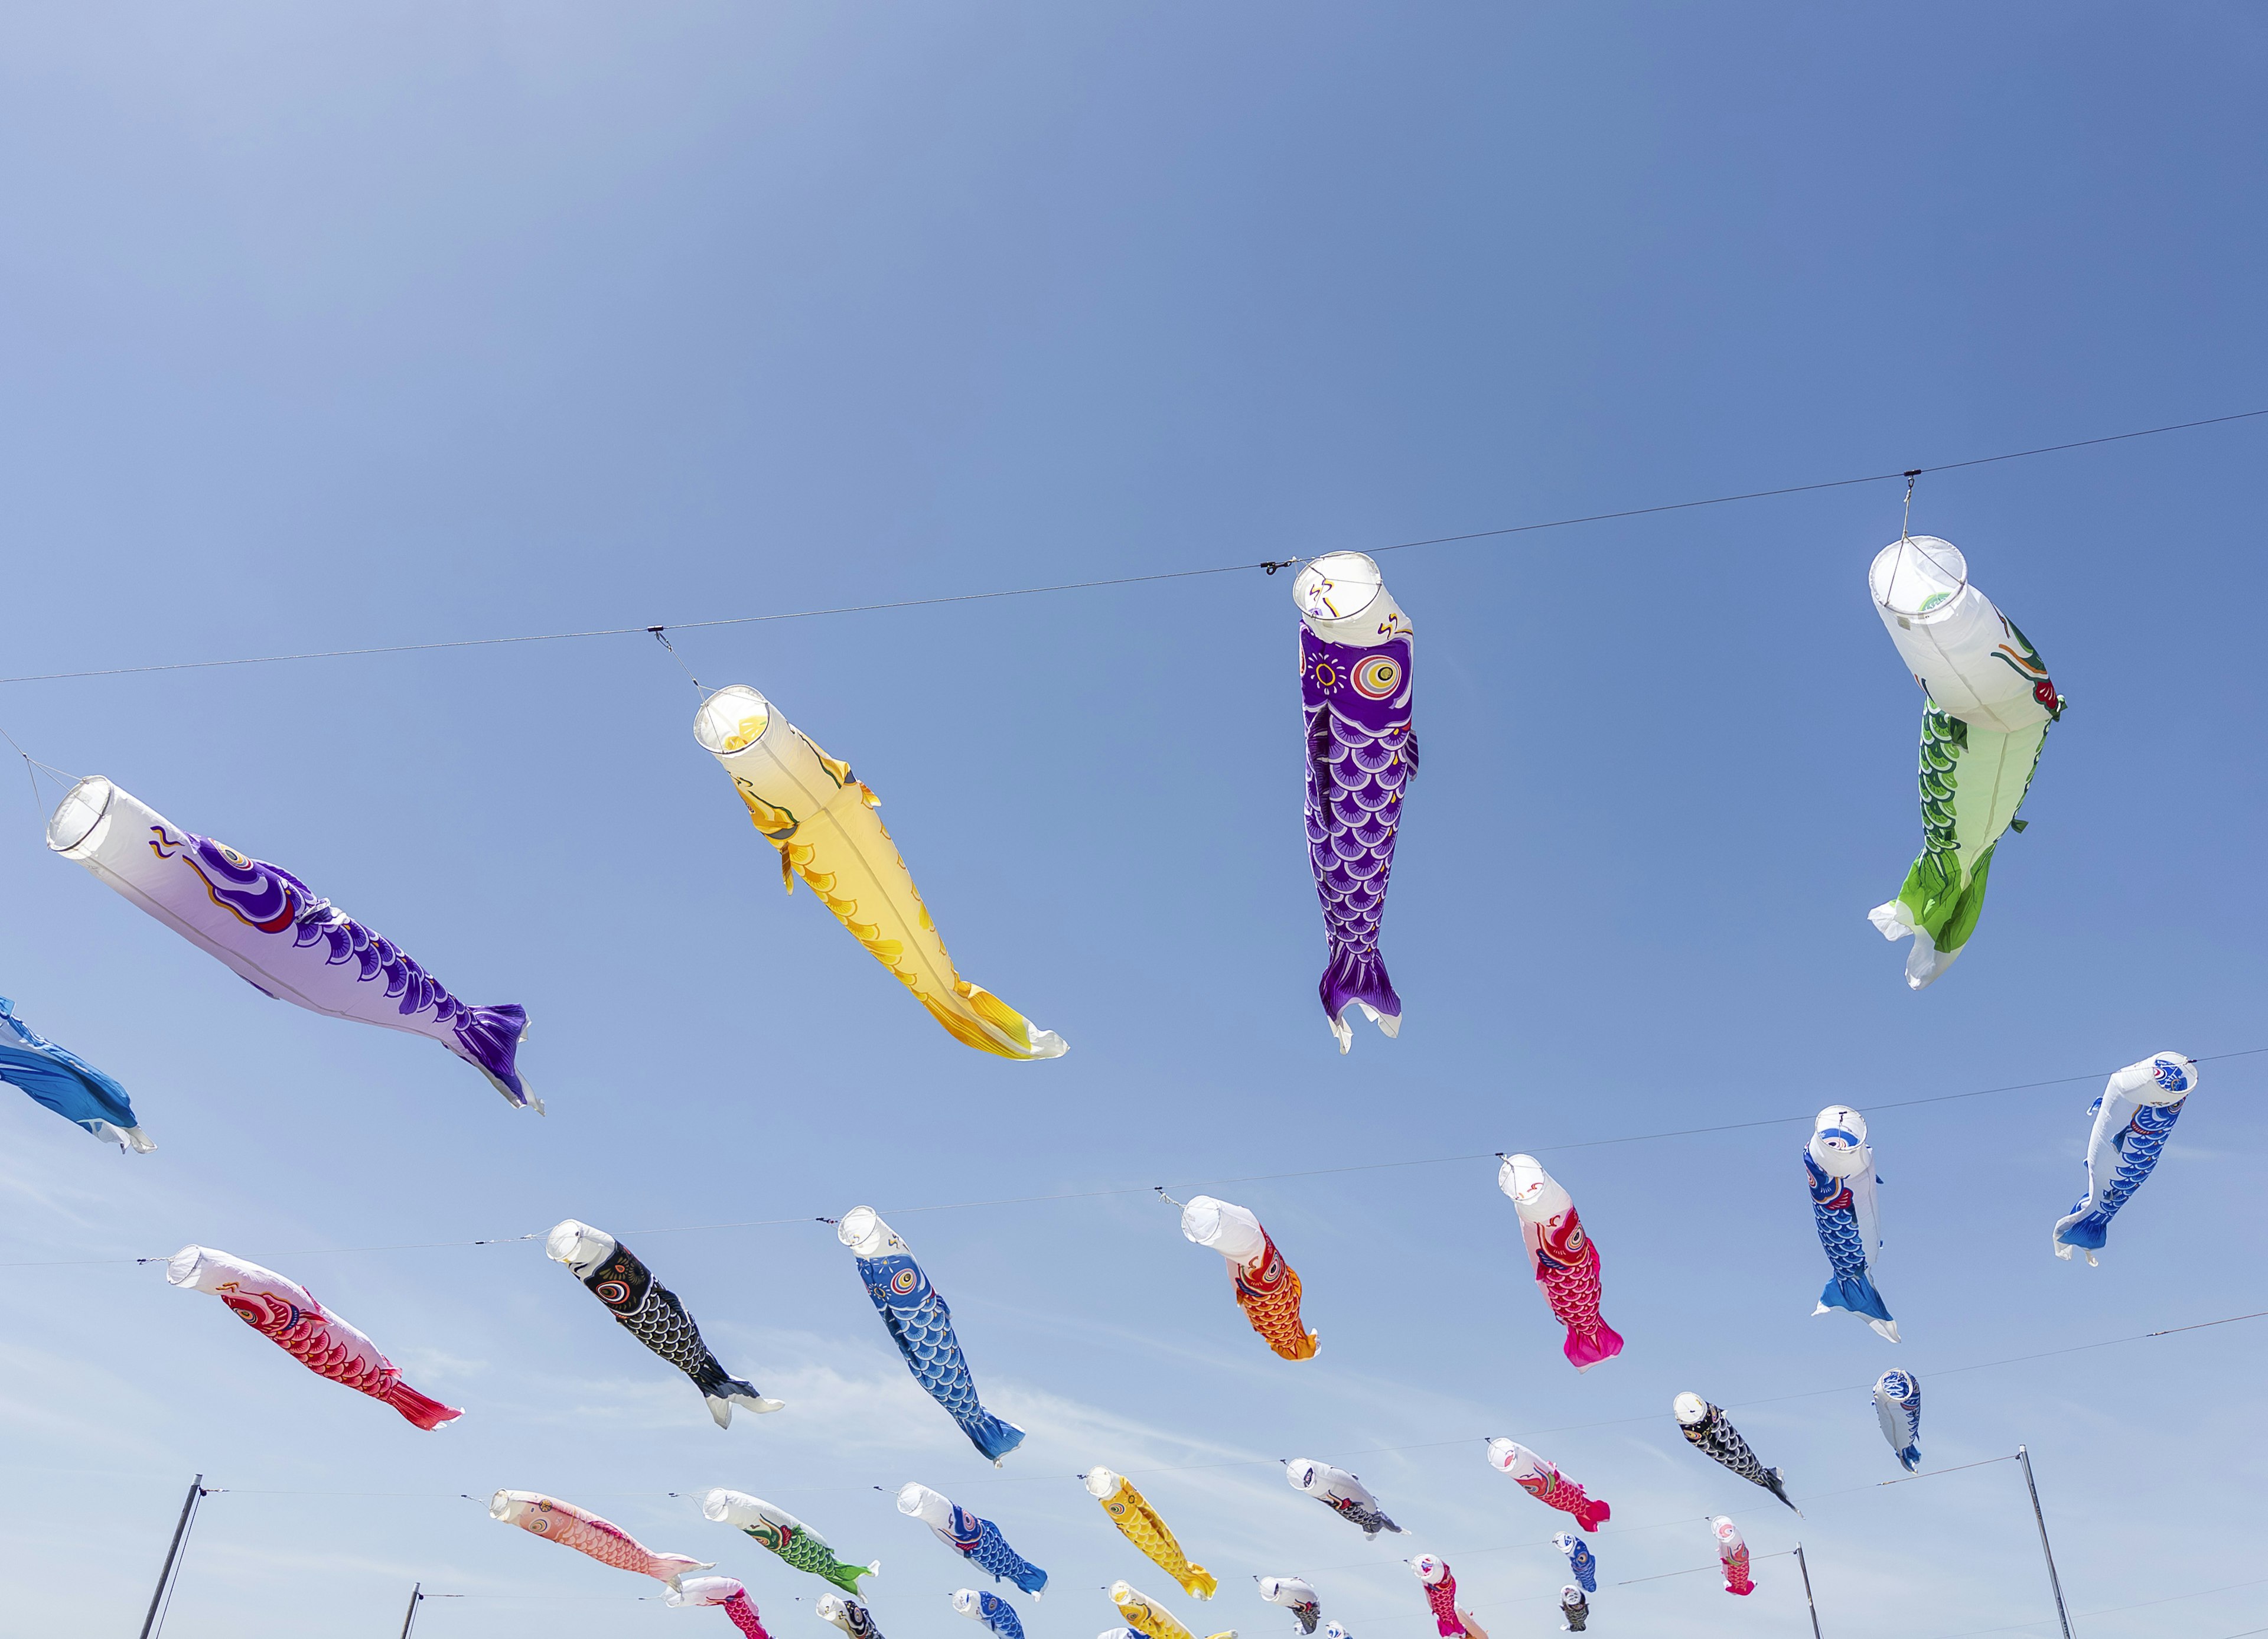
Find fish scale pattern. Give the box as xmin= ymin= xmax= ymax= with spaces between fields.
xmin=1516 ymin=1464 xmax=1610 ymax=1533
xmin=717 ymin=1592 xmax=770 ymax=1639
xmin=1301 ymin=625 xmax=1417 ymax=1039
xmin=1554 ymin=1535 xmax=1596 ymax=1594
xmin=857 ymin=1251 xmax=1025 ymax=1462
xmin=2058 ymin=1100 xmax=2182 ymax=1249
xmin=966 ymin=1519 xmax=1045 ymax=1595
xmin=1231 ymin=1234 xmax=1319 ymax=1361
xmin=1681 ymin=1403 xmax=1795 ymax=1511
xmin=220 ymin=1292 xmax=459 ymax=1430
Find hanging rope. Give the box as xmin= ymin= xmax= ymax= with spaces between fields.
xmin=2 ymin=408 xmax=2260 ymax=689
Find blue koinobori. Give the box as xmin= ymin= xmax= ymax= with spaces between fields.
xmin=1806 ymin=1103 xmax=1896 ymax=1341
xmin=0 ymin=996 xmax=150 ymax=1152
xmin=2054 ymin=1053 xmax=2198 ymax=1265
xmin=838 ymin=1206 xmax=1026 ymax=1464
xmin=953 ymin=1589 xmax=1025 ymax=1639
xmin=897 ymin=1483 xmax=1047 ymax=1596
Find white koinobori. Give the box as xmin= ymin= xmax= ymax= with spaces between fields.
xmin=45 ymin=775 xmax=535 ymax=1109
xmin=1257 ymin=1577 xmax=1321 ymax=1635
xmin=2052 ymin=1052 xmax=2198 ymax=1264
xmin=1866 ymin=533 xmax=2059 ymax=988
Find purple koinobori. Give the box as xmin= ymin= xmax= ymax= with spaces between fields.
xmin=46 ymin=777 xmax=535 ymax=1110
xmin=1295 ymin=552 xmax=1418 ymax=1054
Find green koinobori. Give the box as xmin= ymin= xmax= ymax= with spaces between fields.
xmin=699 ymin=1488 xmax=879 ymax=1594
xmin=1866 ymin=535 xmax=2062 ymax=989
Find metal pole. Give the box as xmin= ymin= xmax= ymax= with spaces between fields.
xmin=138 ymin=1474 xmax=204 ymax=1639
xmin=1794 ymin=1543 xmax=1824 ymax=1639
xmin=2016 ymin=1445 xmax=2075 ymax=1639
xmin=399 ymin=1582 xmax=423 ymax=1638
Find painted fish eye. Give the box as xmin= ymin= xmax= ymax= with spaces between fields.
xmin=1351 ymin=655 xmax=1400 ymax=700
xmin=595 ymin=1280 xmax=630 ymax=1305
xmin=892 ymin=1269 xmax=920 ymax=1295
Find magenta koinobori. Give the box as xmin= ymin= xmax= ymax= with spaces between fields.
xmin=47 ymin=777 xmax=533 ymax=1109
xmin=1294 ymin=552 xmax=1417 ymax=1054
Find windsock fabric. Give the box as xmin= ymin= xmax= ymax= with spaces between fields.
xmin=693 ymin=686 xmax=1064 ymax=1061
xmin=490 ymin=1491 xmax=712 ymax=1584
xmin=1294 ymin=552 xmax=1418 ymax=1053
xmin=1557 ymin=1589 xmax=1588 ymax=1633
xmin=1409 ymin=1557 xmax=1464 ymax=1638
xmin=1112 ymin=1581 xmax=1200 ymax=1639
xmin=2054 ymin=1054 xmax=2197 ymax=1263
xmin=167 ymin=1246 xmax=460 ymax=1430
xmin=1873 ymin=1370 xmax=1922 ymax=1472
xmin=1086 ymin=1468 xmax=1216 ymax=1599
xmin=1865 ymin=536 xmax=2060 ymax=989
xmin=1283 ymin=1461 xmax=1400 ymax=1537
xmin=896 ymin=1484 xmax=1047 ymax=1597
xmin=1674 ymin=1394 xmax=1796 ymax=1511
xmin=670 ymin=1576 xmax=771 ymax=1638
xmin=954 ymin=1589 xmax=1025 ymax=1639
xmin=1179 ymin=1196 xmax=1318 ymax=1361
xmin=47 ymin=777 xmax=532 ymax=1107
xmin=1496 ymin=1157 xmax=1622 ymax=1371
xmin=0 ymin=996 xmax=151 ymax=1152
xmin=1484 ymin=1439 xmax=1610 ymax=1531
xmin=700 ymin=1490 xmax=878 ymax=1594
xmin=818 ymin=1596 xmax=885 ymax=1639
xmin=1323 ymin=1626 xmax=1353 ymax=1639
xmin=1806 ymin=1107 xmax=1897 ymax=1341
xmin=1257 ymin=1578 xmax=1320 ymax=1635
xmin=839 ymin=1208 xmax=1025 ymax=1462
xmin=547 ymin=1220 xmax=783 ymax=1427
xmin=1552 ymin=1534 xmax=1596 ymax=1594
xmin=1712 ymin=1518 xmax=1753 ymax=1596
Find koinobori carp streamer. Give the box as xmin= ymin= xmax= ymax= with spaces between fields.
xmin=1257 ymin=1578 xmax=1320 ymax=1635
xmin=700 ymin=1490 xmax=878 ymax=1594
xmin=693 ymin=686 xmax=1064 ymax=1060
xmin=546 ymin=1220 xmax=783 ymax=1428
xmin=1865 ymin=535 xmax=2060 ymax=988
xmin=669 ymin=1575 xmax=771 ymax=1637
xmin=1484 ymin=1439 xmax=1611 ymax=1531
xmin=1497 ymin=1156 xmax=1622 ymax=1371
xmin=897 ymin=1482 xmax=1046 ymax=1598
xmin=1179 ymin=1195 xmax=1318 ymax=1361
xmin=1872 ymin=1369 xmax=1922 ymax=1471
xmin=2054 ymin=1053 xmax=2198 ymax=1264
xmin=1712 ymin=1517 xmax=1754 ymax=1595
xmin=167 ymin=1246 xmax=461 ymax=1430
xmin=1806 ymin=1106 xmax=1896 ymax=1341
xmin=1407 ymin=1556 xmax=1464 ymax=1638
xmin=1110 ymin=1581 xmax=1235 ymax=1639
xmin=0 ymin=995 xmax=150 ymax=1152
xmin=1674 ymin=1394 xmax=1796 ymax=1511
xmin=47 ymin=777 xmax=532 ymax=1108
xmin=1086 ymin=1467 xmax=1216 ymax=1599
xmin=839 ymin=1207 xmax=1025 ymax=1462
xmin=1283 ymin=1460 xmax=1400 ymax=1537
xmin=1552 ymin=1534 xmax=1596 ymax=1594
xmin=1293 ymin=552 xmax=1417 ymax=1053
xmin=490 ymin=1490 xmax=711 ymax=1584
xmin=819 ymin=1596 xmax=886 ymax=1639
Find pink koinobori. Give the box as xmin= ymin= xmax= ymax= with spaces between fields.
xmin=672 ymin=1575 xmax=772 ymax=1636
xmin=1498 ymin=1155 xmax=1625 ymax=1371
xmin=491 ymin=1491 xmax=712 ymax=1583
xmin=166 ymin=1246 xmax=461 ymax=1431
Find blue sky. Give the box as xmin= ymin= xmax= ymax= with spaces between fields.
xmin=3 ymin=6 xmax=2266 ymax=1637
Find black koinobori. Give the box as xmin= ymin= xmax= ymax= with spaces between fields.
xmin=1673 ymin=1392 xmax=1797 ymax=1511
xmin=547 ymin=1219 xmax=784 ymax=1427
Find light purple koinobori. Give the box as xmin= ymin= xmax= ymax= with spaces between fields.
xmin=1295 ymin=552 xmax=1417 ymax=1053
xmin=46 ymin=777 xmax=535 ymax=1110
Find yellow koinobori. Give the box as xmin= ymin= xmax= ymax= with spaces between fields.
xmin=694 ymin=686 xmax=1067 ymax=1061
xmin=1086 ymin=1469 xmax=1217 ymax=1600
xmin=1110 ymin=1580 xmax=1236 ymax=1639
